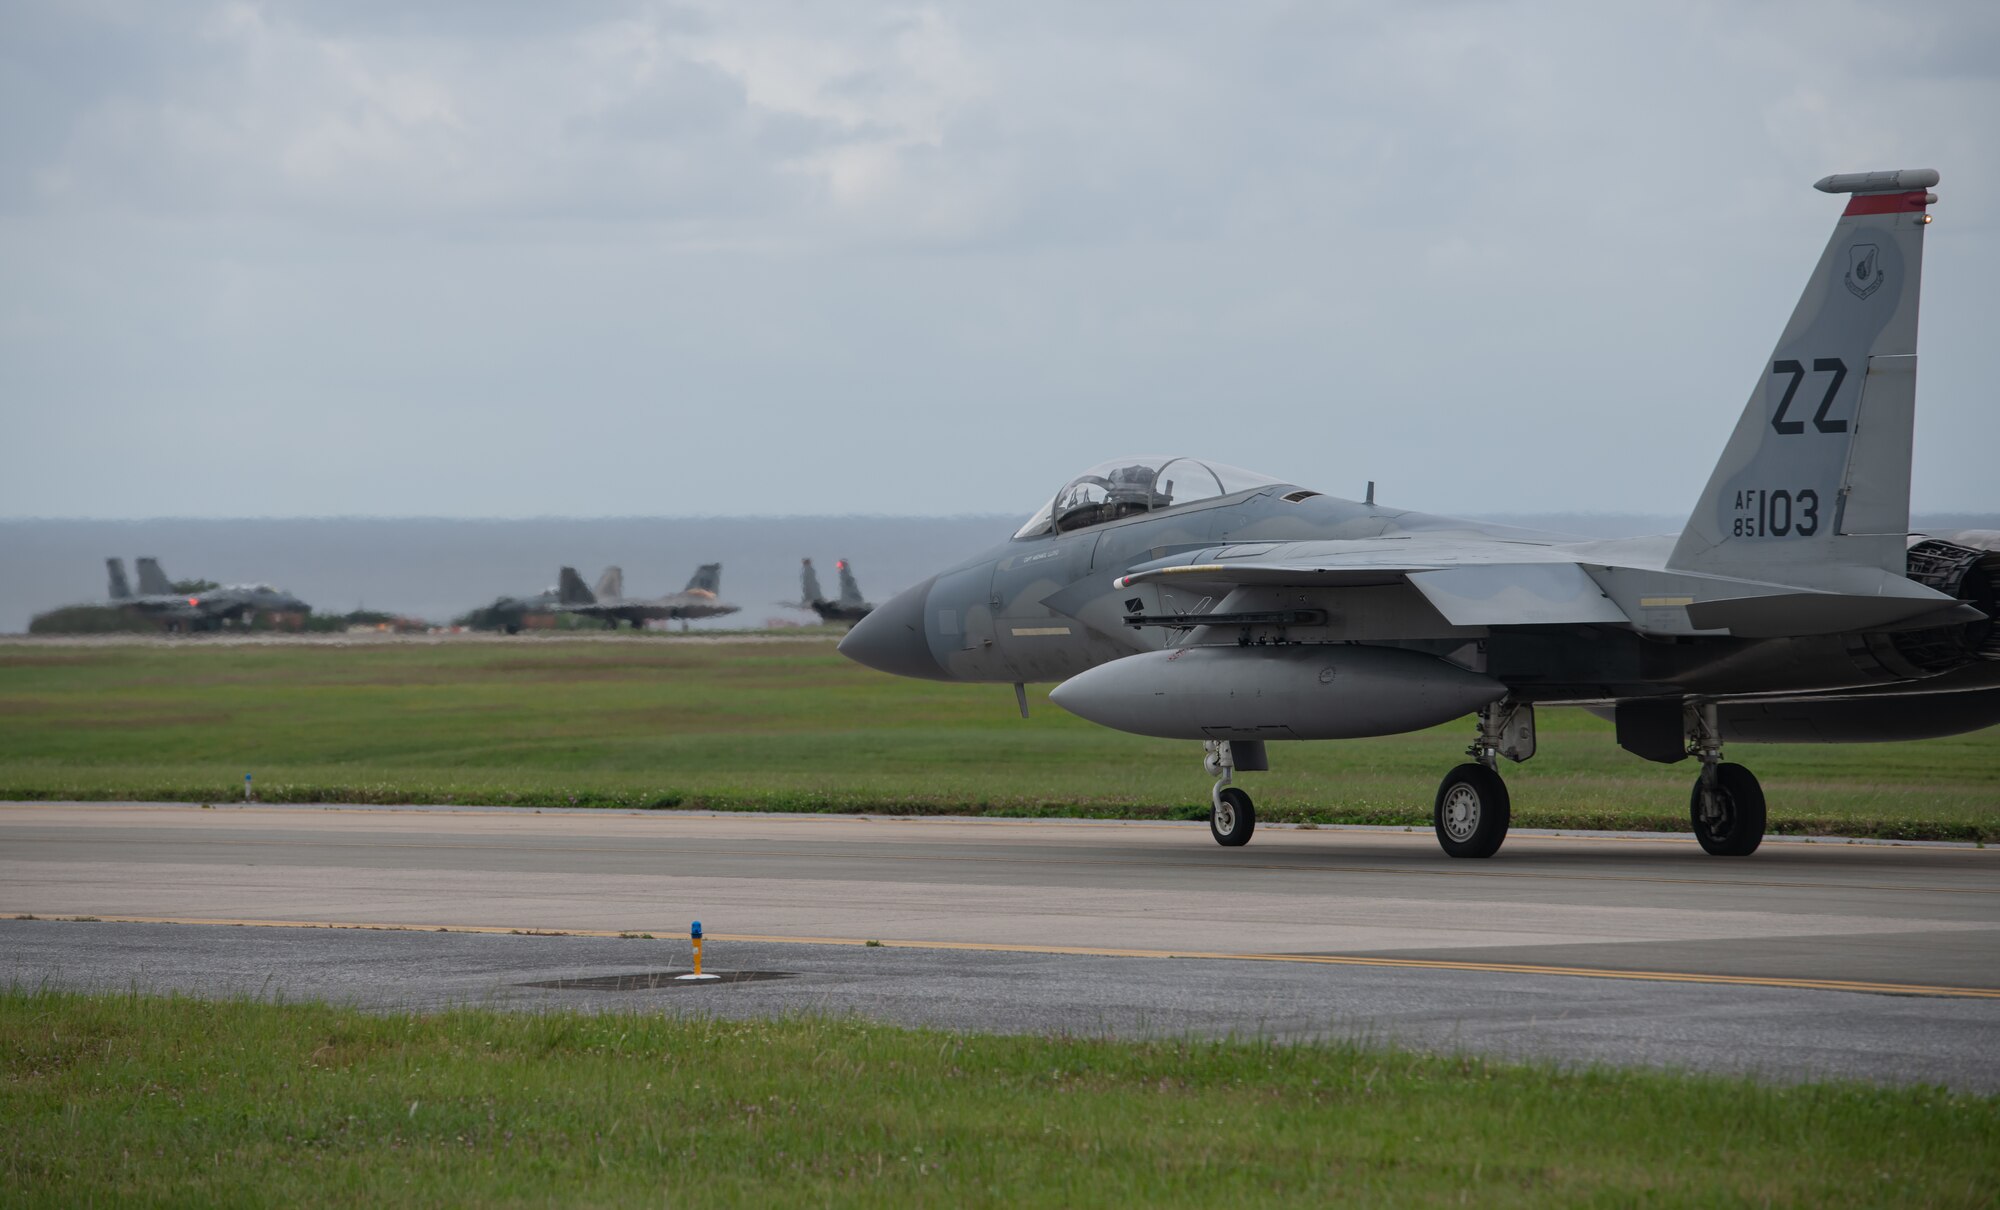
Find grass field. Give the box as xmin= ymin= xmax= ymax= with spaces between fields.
xmin=3 ymin=987 xmax=1994 ymax=1206
xmin=1 ymin=639 xmax=1994 ymax=840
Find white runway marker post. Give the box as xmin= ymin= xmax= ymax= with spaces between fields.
xmin=676 ymin=920 xmax=719 ymax=982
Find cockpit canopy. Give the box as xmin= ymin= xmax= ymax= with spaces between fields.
xmin=1013 ymin=456 xmax=1286 ymax=539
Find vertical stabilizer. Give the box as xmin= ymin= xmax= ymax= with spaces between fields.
xmin=106 ymin=558 xmax=132 ymax=600
xmin=686 ymin=563 xmax=722 ymax=595
xmin=136 ymin=558 xmax=172 ymax=595
xmin=594 ymin=566 xmax=624 ymax=601
xmin=837 ymin=560 xmax=866 ymax=608
xmin=558 ymin=566 xmax=595 ymax=606
xmin=800 ymin=559 xmax=824 ymax=606
xmin=1668 ymin=169 xmax=1936 ymax=586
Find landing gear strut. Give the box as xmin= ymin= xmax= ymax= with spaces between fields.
xmin=1431 ymin=700 xmax=1527 ymax=859
xmin=1204 ymin=740 xmax=1256 ymax=847
xmin=1686 ymin=703 xmax=1765 ymax=856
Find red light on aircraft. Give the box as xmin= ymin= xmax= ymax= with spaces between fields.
xmin=837 ymin=561 xmax=847 ymax=569
xmin=187 ymin=597 xmax=200 ymax=606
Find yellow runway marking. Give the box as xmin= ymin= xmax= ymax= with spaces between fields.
xmin=16 ymin=913 xmax=2000 ymax=1000
xmin=11 ymin=833 xmax=1992 ymax=896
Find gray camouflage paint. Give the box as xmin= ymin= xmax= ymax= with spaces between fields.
xmin=841 ymin=172 xmax=1998 ymax=750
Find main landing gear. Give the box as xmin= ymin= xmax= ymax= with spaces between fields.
xmin=1434 ymin=763 xmax=1509 ymax=859
xmin=1431 ymin=700 xmax=1532 ymax=859
xmin=1686 ymin=703 xmax=1765 ymax=856
xmin=1194 ymin=699 xmax=1767 ymax=858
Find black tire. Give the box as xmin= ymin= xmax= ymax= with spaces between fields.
xmin=1690 ymin=762 xmax=1765 ymax=856
xmin=1433 ymin=763 xmax=1510 ymax=859
xmin=1211 ymin=787 xmax=1255 ymax=847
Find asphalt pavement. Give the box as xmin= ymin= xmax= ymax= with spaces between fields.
xmin=5 ymin=802 xmax=1997 ymax=1090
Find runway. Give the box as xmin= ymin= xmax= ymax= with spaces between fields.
xmin=7 ymin=802 xmax=1999 ymax=1089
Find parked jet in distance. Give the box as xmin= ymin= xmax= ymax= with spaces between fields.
xmin=840 ymin=168 xmax=1997 ymax=860
xmin=798 ymin=558 xmax=875 ymax=626
xmin=106 ymin=556 xmax=312 ymax=630
xmin=463 ymin=579 xmax=565 ymax=634
xmin=558 ymin=563 xmax=741 ymax=631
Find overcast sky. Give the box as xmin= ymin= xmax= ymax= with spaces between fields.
xmin=2 ymin=1 xmax=1993 ymax=521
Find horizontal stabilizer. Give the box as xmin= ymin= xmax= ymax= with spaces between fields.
xmin=1684 ymin=591 xmax=1974 ymax=637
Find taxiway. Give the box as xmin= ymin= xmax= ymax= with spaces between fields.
xmin=6 ymin=803 xmax=1996 ymax=1089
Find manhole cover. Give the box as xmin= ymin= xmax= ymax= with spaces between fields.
xmin=523 ymin=970 xmax=795 ymax=991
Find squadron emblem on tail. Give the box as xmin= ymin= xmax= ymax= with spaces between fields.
xmin=1845 ymin=243 xmax=1883 ymax=299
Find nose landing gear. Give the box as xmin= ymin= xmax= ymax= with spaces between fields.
xmin=1211 ymin=785 xmax=1255 ymax=846
xmin=1203 ymin=740 xmax=1262 ymax=847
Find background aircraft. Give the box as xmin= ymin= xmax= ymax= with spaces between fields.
xmin=798 ymin=558 xmax=875 ymax=626
xmin=461 ymin=580 xmax=564 ymax=634
xmin=557 ymin=563 xmax=741 ymax=630
xmin=840 ymin=168 xmax=1998 ymax=860
xmin=106 ymin=556 xmax=312 ymax=630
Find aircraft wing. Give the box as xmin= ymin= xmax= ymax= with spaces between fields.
xmin=1109 ymin=540 xmax=1627 ymax=627
xmin=1107 ymin=539 xmax=1970 ymax=634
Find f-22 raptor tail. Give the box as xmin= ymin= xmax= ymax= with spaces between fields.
xmin=106 ymin=558 xmax=133 ymax=601
xmin=1670 ymin=169 xmax=1938 ymax=588
xmin=135 ymin=557 xmax=172 ymax=596
xmin=558 ymin=566 xmax=596 ymax=606
xmin=799 ymin=559 xmax=825 ymax=608
xmin=684 ymin=563 xmax=723 ymax=596
xmin=594 ymin=566 xmax=624 ymax=601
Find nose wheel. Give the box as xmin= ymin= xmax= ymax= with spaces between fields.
xmin=1201 ymin=739 xmax=1262 ymax=847
xmin=1210 ymin=786 xmax=1255 ymax=846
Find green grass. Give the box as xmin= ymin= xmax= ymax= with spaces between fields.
xmin=2 ymin=988 xmax=1994 ymax=1206
xmin=0 ymin=642 xmax=1995 ymax=840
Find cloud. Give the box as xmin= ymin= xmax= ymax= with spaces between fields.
xmin=1 ymin=0 xmax=1994 ymax=519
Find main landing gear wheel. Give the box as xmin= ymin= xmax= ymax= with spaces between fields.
xmin=1691 ymin=762 xmax=1765 ymax=856
xmin=1434 ymin=763 xmax=1510 ymax=859
xmin=1210 ymin=787 xmax=1255 ymax=847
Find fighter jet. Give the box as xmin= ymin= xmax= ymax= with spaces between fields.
xmin=107 ymin=557 xmax=312 ymax=630
xmin=840 ymin=168 xmax=1997 ymax=860
xmin=798 ymin=558 xmax=875 ymax=626
xmin=464 ymin=580 xmax=564 ymax=633
xmin=557 ymin=563 xmax=741 ymax=631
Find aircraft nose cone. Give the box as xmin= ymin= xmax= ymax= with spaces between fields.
xmin=837 ymin=576 xmax=946 ymax=680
